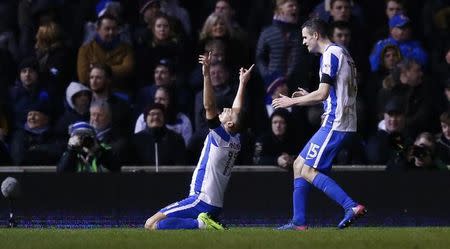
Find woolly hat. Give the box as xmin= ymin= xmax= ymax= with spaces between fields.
xmin=68 ymin=121 xmax=96 ymax=137
xmin=389 ymin=13 xmax=410 ymax=29
xmin=18 ymin=57 xmax=39 ymax=72
xmin=29 ymin=99 xmax=51 ymax=118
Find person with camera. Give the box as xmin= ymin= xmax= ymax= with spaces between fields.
xmin=387 ymin=132 xmax=448 ymax=171
xmin=57 ymin=121 xmax=120 ymax=173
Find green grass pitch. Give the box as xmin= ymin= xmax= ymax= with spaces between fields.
xmin=1 ymin=227 xmax=449 ymax=249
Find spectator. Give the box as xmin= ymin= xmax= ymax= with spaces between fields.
xmin=135 ymin=12 xmax=186 ymax=85
xmin=8 ymin=57 xmax=50 ymax=130
xmin=34 ymin=21 xmax=73 ymax=112
xmin=255 ymin=0 xmax=311 ymax=92
xmin=83 ymin=0 xmax=132 ymax=45
xmin=0 ymin=2 xmax=19 ymax=61
xmin=134 ymin=86 xmax=193 ymax=146
xmin=371 ymin=0 xmax=405 ymax=42
xmin=77 ymin=14 xmax=134 ymax=93
xmin=369 ymin=13 xmax=428 ymax=72
xmin=88 ymin=63 xmax=133 ymax=136
xmin=10 ymin=100 xmax=62 ymax=165
xmin=199 ymin=12 xmax=249 ymax=71
xmin=436 ymin=111 xmax=450 ymax=165
xmin=264 ymin=73 xmax=290 ymax=117
xmin=132 ymin=103 xmax=186 ymax=165
xmin=380 ymin=59 xmax=436 ymax=137
xmin=54 ymin=82 xmax=92 ymax=140
xmin=57 ymin=121 xmax=120 ymax=173
xmin=90 ymin=100 xmax=129 ymax=165
xmin=366 ymin=97 xmax=412 ymax=166
xmin=388 ymin=132 xmax=447 ymax=171
xmin=253 ymin=109 xmax=298 ymax=168
xmin=160 ymin=0 xmax=192 ymax=36
xmin=134 ymin=58 xmax=191 ymax=115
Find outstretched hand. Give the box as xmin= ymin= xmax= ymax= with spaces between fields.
xmin=292 ymin=87 xmax=309 ymax=98
xmin=272 ymin=94 xmax=293 ymax=109
xmin=199 ymin=52 xmax=211 ymax=76
xmin=239 ymin=64 xmax=255 ymax=84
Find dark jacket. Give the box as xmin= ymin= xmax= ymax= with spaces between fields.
xmin=10 ymin=127 xmax=62 ymax=165
xmin=132 ymin=127 xmax=186 ymax=165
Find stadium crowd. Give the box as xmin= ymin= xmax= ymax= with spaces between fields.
xmin=0 ymin=0 xmax=448 ymax=172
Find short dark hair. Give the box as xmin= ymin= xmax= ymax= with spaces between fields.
xmin=90 ymin=63 xmax=113 ymax=80
xmin=96 ymin=14 xmax=118 ymax=28
xmin=330 ymin=0 xmax=351 ymax=8
xmin=440 ymin=111 xmax=450 ymax=125
xmin=301 ymin=18 xmax=329 ymax=38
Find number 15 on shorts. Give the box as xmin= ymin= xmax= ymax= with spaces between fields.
xmin=306 ymin=143 xmax=320 ymax=160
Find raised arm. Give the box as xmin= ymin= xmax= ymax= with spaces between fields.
xmin=199 ymin=53 xmax=217 ymax=120
xmin=272 ymin=83 xmax=330 ymax=109
xmin=232 ymin=64 xmax=255 ymax=114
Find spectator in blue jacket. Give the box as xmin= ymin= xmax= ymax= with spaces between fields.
xmin=369 ymin=13 xmax=428 ymax=72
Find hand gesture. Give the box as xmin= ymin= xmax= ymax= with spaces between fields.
xmin=239 ymin=64 xmax=255 ymax=85
xmin=292 ymin=87 xmax=309 ymax=98
xmin=199 ymin=52 xmax=211 ymax=76
xmin=272 ymin=94 xmax=293 ymax=109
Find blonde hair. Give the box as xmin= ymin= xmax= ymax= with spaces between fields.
xmin=199 ymin=13 xmax=234 ymax=40
xmin=35 ymin=22 xmax=63 ymax=51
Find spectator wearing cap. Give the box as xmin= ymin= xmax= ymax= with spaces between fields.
xmin=366 ymin=97 xmax=413 ymax=165
xmin=7 ymin=57 xmax=51 ymax=131
xmin=10 ymin=99 xmax=62 ymax=166
xmin=83 ymin=0 xmax=132 ymax=45
xmin=253 ymin=108 xmax=299 ymax=168
xmin=134 ymin=12 xmax=186 ymax=85
xmin=57 ymin=121 xmax=120 ymax=172
xmin=135 ymin=58 xmax=191 ymax=115
xmin=370 ymin=0 xmax=405 ymax=43
xmin=77 ymin=14 xmax=134 ymax=93
xmin=369 ymin=13 xmax=428 ymax=72
xmin=54 ymin=81 xmax=92 ymax=141
xmin=88 ymin=63 xmax=133 ymax=137
xmin=131 ymin=103 xmax=186 ymax=165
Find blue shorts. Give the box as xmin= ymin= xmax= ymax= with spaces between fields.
xmin=159 ymin=195 xmax=222 ymax=219
xmin=299 ymin=127 xmax=352 ymax=173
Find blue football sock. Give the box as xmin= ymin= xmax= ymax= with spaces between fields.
xmin=292 ymin=178 xmax=311 ymax=226
xmin=156 ymin=217 xmax=199 ymax=230
xmin=312 ymin=172 xmax=356 ymax=211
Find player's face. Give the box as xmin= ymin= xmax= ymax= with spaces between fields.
xmin=27 ymin=111 xmax=49 ymax=129
xmin=272 ymin=115 xmax=287 ymax=137
xmin=154 ymin=89 xmax=170 ymax=109
xmin=441 ymin=122 xmax=450 ymax=140
xmin=90 ymin=106 xmax=111 ymax=130
xmin=89 ymin=68 xmax=108 ymax=93
xmin=97 ymin=18 xmax=118 ymax=42
xmin=384 ymin=112 xmax=405 ymax=133
xmin=386 ymin=1 xmax=403 ymax=19
xmin=146 ymin=109 xmax=165 ymax=128
xmin=154 ymin=66 xmax=172 ymax=86
xmin=153 ymin=17 xmax=170 ymax=41
xmin=219 ymin=108 xmax=236 ymax=126
xmin=302 ymin=28 xmax=318 ymax=53
xmin=330 ymin=0 xmax=351 ymax=21
xmin=332 ymin=28 xmax=351 ymax=48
